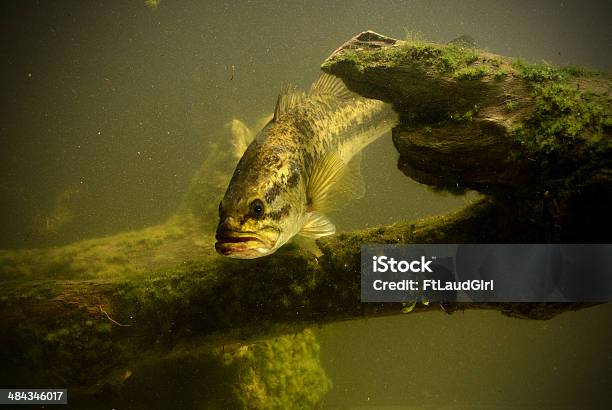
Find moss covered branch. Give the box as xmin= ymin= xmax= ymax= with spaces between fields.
xmin=0 ymin=198 xmax=595 ymax=398
xmin=322 ymin=31 xmax=611 ymax=196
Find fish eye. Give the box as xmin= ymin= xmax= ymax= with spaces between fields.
xmin=249 ymin=199 xmax=265 ymax=219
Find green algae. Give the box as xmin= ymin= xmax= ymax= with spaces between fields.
xmin=454 ymin=65 xmax=489 ymax=80
xmin=505 ymin=100 xmax=518 ymax=112
xmin=322 ymin=38 xmax=482 ymax=79
xmin=2 ymin=299 xmax=121 ymax=388
xmin=86 ymin=329 xmax=332 ymax=409
xmin=512 ymin=59 xmax=567 ymax=82
xmin=511 ymin=67 xmax=611 ymax=158
xmin=494 ymin=69 xmax=509 ymax=81
xmin=0 ymin=219 xmax=200 ymax=281
xmin=509 ymin=58 xmax=609 ymax=161
xmin=223 ymin=330 xmax=332 ymax=409
xmin=323 ymin=35 xmax=530 ymax=88
xmin=511 ymin=59 xmax=591 ymax=83
xmin=449 ymin=104 xmax=480 ymax=122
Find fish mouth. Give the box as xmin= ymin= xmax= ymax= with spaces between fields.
xmin=215 ymin=230 xmax=274 ymax=259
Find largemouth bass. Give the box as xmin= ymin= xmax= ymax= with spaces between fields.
xmin=215 ymin=73 xmax=397 ymax=259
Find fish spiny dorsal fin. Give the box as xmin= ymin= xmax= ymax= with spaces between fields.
xmin=273 ymin=74 xmax=352 ymax=122
xmin=309 ymin=73 xmax=354 ymax=99
xmin=273 ymin=85 xmax=306 ymax=122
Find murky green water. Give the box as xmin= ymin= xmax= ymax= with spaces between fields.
xmin=317 ymin=304 xmax=612 ymax=409
xmin=1 ymin=1 xmax=610 ymax=409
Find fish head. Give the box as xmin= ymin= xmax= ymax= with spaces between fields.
xmin=215 ymin=142 xmax=304 ymax=259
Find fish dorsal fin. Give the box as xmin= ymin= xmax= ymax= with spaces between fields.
xmin=299 ymin=212 xmax=336 ymax=238
xmin=273 ymin=74 xmax=352 ymax=122
xmin=273 ymin=86 xmax=306 ymax=121
xmin=307 ymin=150 xmax=365 ymax=214
xmin=309 ymin=73 xmax=354 ymax=99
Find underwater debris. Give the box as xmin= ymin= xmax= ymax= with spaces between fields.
xmin=99 ymin=305 xmax=132 ymax=327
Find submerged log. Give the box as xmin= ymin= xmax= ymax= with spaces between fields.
xmin=322 ymin=31 xmax=611 ymax=197
xmin=0 ymin=197 xmax=595 ymax=396
xmin=0 ymin=31 xmax=609 ymax=402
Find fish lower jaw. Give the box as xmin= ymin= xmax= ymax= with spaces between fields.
xmin=214 ymin=236 xmax=276 ymax=259
xmin=215 ymin=243 xmax=273 ymax=259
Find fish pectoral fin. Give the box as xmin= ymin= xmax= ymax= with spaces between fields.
xmin=298 ymin=212 xmax=336 ymax=238
xmin=307 ymin=150 xmax=365 ymax=213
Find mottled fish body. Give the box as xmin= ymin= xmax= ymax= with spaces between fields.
xmin=216 ymin=74 xmax=397 ymax=258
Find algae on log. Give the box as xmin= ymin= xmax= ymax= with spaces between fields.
xmin=322 ymin=31 xmax=612 ymax=241
xmin=0 ymin=31 xmax=608 ymax=403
